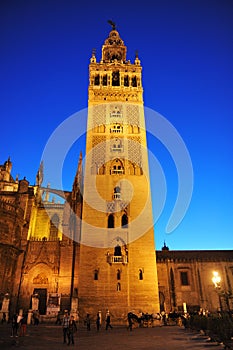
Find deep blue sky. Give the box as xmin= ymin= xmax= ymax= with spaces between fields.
xmin=1 ymin=0 xmax=233 ymax=250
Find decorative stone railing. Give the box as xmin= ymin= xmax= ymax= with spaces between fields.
xmin=107 ymin=255 xmax=128 ymax=264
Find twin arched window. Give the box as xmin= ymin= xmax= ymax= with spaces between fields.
xmin=108 ymin=213 xmax=128 ymax=229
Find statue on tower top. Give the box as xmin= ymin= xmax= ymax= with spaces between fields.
xmin=108 ymin=20 xmax=116 ymax=30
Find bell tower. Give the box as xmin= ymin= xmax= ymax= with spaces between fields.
xmin=78 ymin=23 xmax=160 ymax=321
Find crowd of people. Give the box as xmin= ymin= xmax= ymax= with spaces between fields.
xmin=1 ymin=308 xmax=194 ymax=344
xmin=61 ymin=309 xmax=113 ymax=344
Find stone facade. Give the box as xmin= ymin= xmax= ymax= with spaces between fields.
xmin=0 ymin=160 xmax=232 ymax=319
xmin=78 ymin=26 xmax=159 ymax=320
xmin=0 ymin=27 xmax=232 ymax=322
xmin=157 ymin=246 xmax=233 ymax=314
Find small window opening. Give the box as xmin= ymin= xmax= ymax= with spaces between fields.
xmin=94 ymin=270 xmax=99 ymax=280
xmin=108 ymin=214 xmax=114 ymax=228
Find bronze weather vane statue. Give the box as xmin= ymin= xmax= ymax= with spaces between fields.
xmin=108 ymin=20 xmax=116 ymax=30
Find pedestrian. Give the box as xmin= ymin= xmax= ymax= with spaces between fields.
xmin=2 ymin=312 xmax=6 ymax=324
xmin=11 ymin=313 xmax=18 ymax=337
xmin=67 ymin=315 xmax=77 ymax=345
xmin=105 ymin=311 xmax=113 ymax=330
xmin=85 ymin=313 xmax=91 ymax=331
xmin=33 ymin=310 xmax=39 ymax=325
xmin=161 ymin=311 xmax=167 ymax=326
xmin=55 ymin=312 xmax=62 ymax=325
xmin=62 ymin=311 xmax=70 ymax=344
xmin=20 ymin=313 xmax=27 ymax=336
xmin=96 ymin=313 xmax=100 ymax=331
xmin=127 ymin=314 xmax=133 ymax=331
xmin=17 ymin=314 xmax=22 ymax=335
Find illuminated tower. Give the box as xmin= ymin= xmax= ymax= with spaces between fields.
xmin=78 ymin=23 xmax=159 ymax=321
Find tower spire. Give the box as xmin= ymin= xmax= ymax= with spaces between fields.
xmin=72 ymin=152 xmax=83 ymax=201
xmin=36 ymin=161 xmax=44 ymax=187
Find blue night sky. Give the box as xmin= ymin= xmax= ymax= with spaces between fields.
xmin=1 ymin=0 xmax=233 ymax=251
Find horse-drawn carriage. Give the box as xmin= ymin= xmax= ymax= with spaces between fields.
xmin=127 ymin=312 xmax=160 ymax=328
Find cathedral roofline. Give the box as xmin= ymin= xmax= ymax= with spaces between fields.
xmin=156 ymin=249 xmax=233 ymax=262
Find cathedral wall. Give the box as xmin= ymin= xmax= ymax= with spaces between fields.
xmin=17 ymin=241 xmax=60 ymax=313
xmin=156 ymin=253 xmax=233 ymax=313
xmin=29 ymin=205 xmax=63 ymax=240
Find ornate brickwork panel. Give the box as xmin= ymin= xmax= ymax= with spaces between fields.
xmin=106 ymin=201 xmax=128 ymax=213
xmin=128 ymin=137 xmax=142 ymax=167
xmin=91 ymin=136 xmax=106 ymax=169
xmin=126 ymin=105 xmax=140 ymax=126
xmin=91 ymin=105 xmax=106 ymax=127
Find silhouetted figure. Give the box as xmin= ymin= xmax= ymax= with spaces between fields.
xmin=127 ymin=314 xmax=133 ymax=331
xmin=96 ymin=313 xmax=100 ymax=331
xmin=62 ymin=311 xmax=70 ymax=344
xmin=105 ymin=311 xmax=113 ymax=330
xmin=85 ymin=313 xmax=91 ymax=331
xmin=20 ymin=314 xmax=27 ymax=336
xmin=1 ymin=312 xmax=6 ymax=324
xmin=67 ymin=316 xmax=77 ymax=345
xmin=11 ymin=314 xmax=18 ymax=337
xmin=55 ymin=313 xmax=62 ymax=325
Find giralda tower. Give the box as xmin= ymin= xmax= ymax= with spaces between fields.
xmin=78 ymin=23 xmax=160 ymax=320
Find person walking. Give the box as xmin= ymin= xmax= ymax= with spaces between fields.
xmin=62 ymin=311 xmax=70 ymax=344
xmin=105 ymin=311 xmax=113 ymax=330
xmin=33 ymin=310 xmax=40 ymax=325
xmin=20 ymin=313 xmax=27 ymax=336
xmin=2 ymin=312 xmax=6 ymax=324
xmin=67 ymin=316 xmax=77 ymax=345
xmin=55 ymin=312 xmax=62 ymax=325
xmin=127 ymin=313 xmax=133 ymax=331
xmin=85 ymin=313 xmax=91 ymax=331
xmin=11 ymin=313 xmax=18 ymax=337
xmin=96 ymin=313 xmax=100 ymax=331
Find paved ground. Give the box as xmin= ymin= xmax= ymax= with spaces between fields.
xmin=0 ymin=323 xmax=226 ymax=349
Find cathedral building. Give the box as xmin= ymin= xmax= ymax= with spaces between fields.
xmin=0 ymin=26 xmax=232 ymax=322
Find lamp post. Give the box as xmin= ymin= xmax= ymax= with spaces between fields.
xmin=212 ymin=271 xmax=223 ymax=312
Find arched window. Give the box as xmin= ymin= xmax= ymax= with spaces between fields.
xmin=114 ymin=186 xmax=121 ymax=194
xmin=102 ymin=74 xmax=107 ymax=86
xmin=112 ymin=71 xmax=120 ymax=86
xmin=94 ymin=74 xmax=100 ymax=85
xmin=121 ymin=214 xmax=128 ymax=228
xmin=111 ymin=138 xmax=123 ymax=152
xmin=108 ymin=214 xmax=114 ymax=228
xmin=124 ymin=75 xmax=129 ymax=86
xmin=117 ymin=269 xmax=121 ymax=280
xmin=94 ymin=270 xmax=99 ymax=280
xmin=139 ymin=269 xmax=143 ymax=280
xmin=132 ymin=76 xmax=137 ymax=87
xmin=110 ymin=159 xmax=124 ymax=175
xmin=49 ymin=214 xmax=59 ymax=240
xmin=113 ymin=186 xmax=121 ymax=200
xmin=110 ymin=124 xmax=123 ymax=133
xmin=114 ymin=245 xmax=122 ymax=256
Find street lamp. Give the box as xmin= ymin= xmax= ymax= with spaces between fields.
xmin=212 ymin=271 xmax=223 ymax=312
xmin=212 ymin=271 xmax=221 ymax=288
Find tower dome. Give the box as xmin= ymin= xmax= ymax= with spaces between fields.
xmin=102 ymin=22 xmax=127 ymax=62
